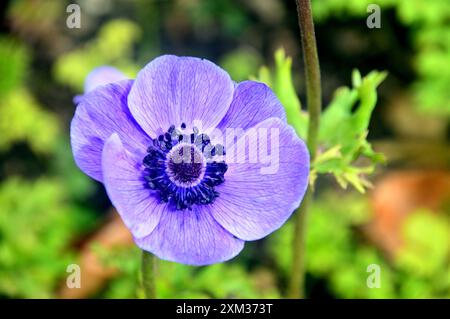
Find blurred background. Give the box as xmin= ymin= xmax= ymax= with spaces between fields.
xmin=0 ymin=0 xmax=448 ymax=298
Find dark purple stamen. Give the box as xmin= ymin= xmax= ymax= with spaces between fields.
xmin=142 ymin=124 xmax=227 ymax=210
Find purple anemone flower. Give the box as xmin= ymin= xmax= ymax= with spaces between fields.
xmin=73 ymin=66 xmax=127 ymax=104
xmin=71 ymin=55 xmax=309 ymax=266
xmin=84 ymin=66 xmax=127 ymax=93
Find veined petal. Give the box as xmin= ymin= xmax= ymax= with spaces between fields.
xmin=134 ymin=206 xmax=245 ymax=266
xmin=217 ymin=80 xmax=286 ymax=132
xmin=128 ymin=55 xmax=234 ymax=138
xmin=210 ymin=117 xmax=309 ymax=241
xmin=84 ymin=66 xmax=127 ymax=93
xmin=70 ymin=80 xmax=150 ymax=182
xmin=102 ymin=134 xmax=163 ymax=238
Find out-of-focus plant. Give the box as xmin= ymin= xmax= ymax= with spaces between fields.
xmin=0 ymin=32 xmax=96 ymax=299
xmin=0 ymin=37 xmax=58 ymax=153
xmin=0 ymin=178 xmax=96 ymax=298
xmin=0 ymin=89 xmax=59 ymax=153
xmin=395 ymin=211 xmax=450 ymax=298
xmin=255 ymin=49 xmax=386 ymax=193
xmin=54 ymin=19 xmax=141 ymax=91
xmin=93 ymin=245 xmax=280 ymax=299
xmin=270 ymin=192 xmax=396 ymax=298
xmin=0 ymin=37 xmax=28 ymax=97
xmin=312 ymin=0 xmax=450 ymax=116
xmin=269 ymin=192 xmax=450 ymax=298
xmin=220 ymin=47 xmax=263 ymax=82
xmin=182 ymin=0 xmax=250 ymax=37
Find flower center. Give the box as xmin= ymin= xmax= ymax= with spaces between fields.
xmin=142 ymin=123 xmax=227 ymax=210
xmin=165 ymin=143 xmax=206 ymax=187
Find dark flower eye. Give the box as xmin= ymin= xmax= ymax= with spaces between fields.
xmin=142 ymin=125 xmax=227 ymax=210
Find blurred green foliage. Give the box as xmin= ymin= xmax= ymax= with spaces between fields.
xmin=0 ymin=89 xmax=59 ymax=153
xmin=312 ymin=0 xmax=450 ymax=115
xmin=183 ymin=0 xmax=251 ymax=37
xmin=54 ymin=20 xmax=141 ymax=91
xmin=0 ymin=37 xmax=28 ymax=97
xmin=397 ymin=211 xmax=449 ymax=281
xmin=94 ymin=245 xmax=279 ymax=299
xmin=0 ymin=28 xmax=95 ymax=298
xmin=0 ymin=178 xmax=96 ymax=298
xmin=0 ymin=37 xmax=58 ymax=153
xmin=255 ymin=49 xmax=386 ymax=192
xmin=220 ymin=48 xmax=263 ymax=82
xmin=269 ymin=192 xmax=449 ymax=298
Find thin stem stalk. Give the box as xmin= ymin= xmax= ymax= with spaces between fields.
xmin=288 ymin=0 xmax=322 ymax=299
xmin=141 ymin=250 xmax=157 ymax=299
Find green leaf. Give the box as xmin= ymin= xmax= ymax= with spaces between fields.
xmin=255 ymin=49 xmax=386 ymax=192
xmin=315 ymin=69 xmax=387 ymax=192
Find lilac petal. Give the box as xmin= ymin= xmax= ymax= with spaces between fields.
xmin=217 ymin=80 xmax=286 ymax=132
xmin=73 ymin=94 xmax=83 ymax=105
xmin=71 ymin=80 xmax=150 ymax=182
xmin=210 ymin=117 xmax=309 ymax=241
xmin=84 ymin=66 xmax=127 ymax=93
xmin=134 ymin=206 xmax=245 ymax=266
xmin=102 ymin=134 xmax=164 ymax=238
xmin=128 ymin=55 xmax=234 ymax=138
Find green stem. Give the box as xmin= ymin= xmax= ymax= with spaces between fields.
xmin=141 ymin=250 xmax=157 ymax=298
xmin=288 ymin=0 xmax=322 ymax=299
